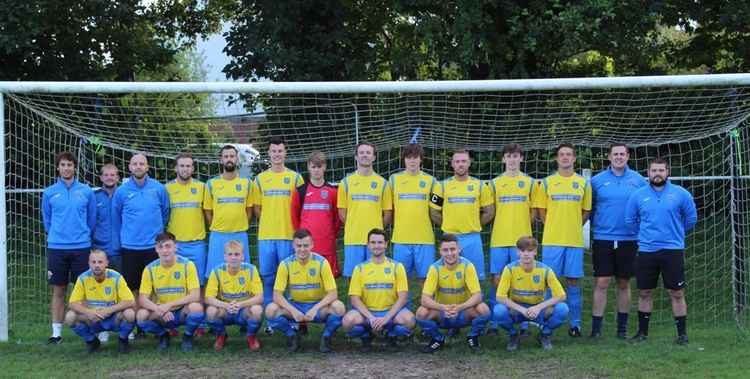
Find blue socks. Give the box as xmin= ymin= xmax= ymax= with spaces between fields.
xmin=118 ymin=320 xmax=135 ymax=340
xmin=567 ymin=285 xmax=582 ymax=329
xmin=387 ymin=324 xmax=412 ymax=338
xmin=542 ymin=303 xmax=570 ymax=335
xmin=347 ymin=324 xmax=370 ymax=339
xmin=469 ymin=313 xmax=489 ymax=337
xmin=137 ymin=320 xmax=166 ymax=336
xmin=72 ymin=322 xmax=96 ymax=342
xmin=207 ymin=317 xmax=226 ymax=336
xmin=261 ymin=275 xmax=275 ymax=305
xmin=184 ymin=312 xmax=205 ymax=336
xmin=268 ymin=316 xmax=295 ymax=337
xmin=323 ymin=314 xmax=343 ymax=338
xmin=246 ymin=318 xmax=261 ymax=336
xmin=416 ymin=318 xmax=444 ymax=341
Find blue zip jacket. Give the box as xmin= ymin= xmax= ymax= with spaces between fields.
xmin=112 ymin=175 xmax=170 ymax=250
xmin=41 ymin=178 xmax=96 ymax=249
xmin=92 ymin=188 xmax=120 ymax=256
xmin=624 ymin=181 xmax=698 ymax=252
xmin=591 ymin=166 xmax=646 ymax=240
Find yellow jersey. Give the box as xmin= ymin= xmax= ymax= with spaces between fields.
xmin=429 ymin=176 xmax=493 ymax=234
xmin=204 ymin=175 xmax=253 ymax=232
xmin=532 ymin=172 xmax=592 ymax=247
xmin=348 ymin=258 xmax=408 ymax=312
xmin=273 ymin=253 xmax=336 ymax=303
xmin=389 ymin=171 xmax=436 ymax=244
xmin=422 ymin=257 xmax=481 ymax=305
xmin=337 ymin=172 xmax=393 ymax=245
xmin=69 ymin=269 xmax=134 ymax=308
xmin=496 ymin=261 xmax=565 ymax=304
xmin=205 ymin=262 xmax=262 ymax=302
xmin=253 ymin=169 xmax=304 ymax=240
xmin=488 ymin=174 xmax=535 ymax=247
xmin=139 ymin=256 xmax=200 ymax=306
xmin=166 ymin=179 xmax=206 ymax=241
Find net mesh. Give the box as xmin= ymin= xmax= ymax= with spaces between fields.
xmin=3 ymin=86 xmax=750 ymax=338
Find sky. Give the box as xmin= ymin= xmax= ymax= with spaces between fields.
xmin=195 ymin=24 xmax=249 ymax=115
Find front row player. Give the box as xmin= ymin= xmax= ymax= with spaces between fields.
xmin=136 ymin=232 xmax=205 ymax=352
xmin=416 ymin=234 xmax=490 ymax=353
xmin=65 ymin=249 xmax=136 ymax=353
xmin=205 ymin=240 xmax=264 ymax=351
xmin=265 ymin=228 xmax=345 ymax=353
xmin=493 ymin=236 xmax=569 ymax=351
xmin=343 ymin=229 xmax=415 ymax=351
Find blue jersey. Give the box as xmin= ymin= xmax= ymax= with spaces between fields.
xmin=92 ymin=188 xmax=120 ymax=256
xmin=591 ymin=166 xmax=646 ymax=240
xmin=112 ymin=176 xmax=170 ymax=250
xmin=41 ymin=178 xmax=96 ymax=249
xmin=624 ymin=181 xmax=697 ymax=252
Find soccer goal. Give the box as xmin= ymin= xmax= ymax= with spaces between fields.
xmin=1 ymin=75 xmax=749 ymax=341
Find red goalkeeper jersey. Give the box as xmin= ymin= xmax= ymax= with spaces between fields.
xmin=291 ymin=182 xmax=342 ymax=274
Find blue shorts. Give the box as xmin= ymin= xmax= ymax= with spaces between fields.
xmin=177 ymin=240 xmax=207 ymax=285
xmin=220 ymin=308 xmax=252 ymax=325
xmin=542 ymin=246 xmax=584 ymax=278
xmin=343 ymin=245 xmax=369 ymax=277
xmin=207 ymin=231 xmax=250 ymax=279
xmin=455 ymin=233 xmax=486 ymax=280
xmin=392 ymin=243 xmax=435 ymax=278
xmin=438 ymin=309 xmax=470 ymax=329
xmin=47 ymin=248 xmax=90 ymax=285
xmin=258 ymin=240 xmax=294 ymax=277
xmin=490 ymin=247 xmax=518 ymax=275
xmin=289 ymin=301 xmax=325 ymax=323
xmin=94 ymin=314 xmax=119 ymax=331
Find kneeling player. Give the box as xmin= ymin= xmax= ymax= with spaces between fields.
xmin=265 ymin=228 xmax=345 ymax=353
xmin=342 ymin=229 xmax=415 ymax=351
xmin=65 ymin=249 xmax=136 ymax=353
xmin=205 ymin=240 xmax=264 ymax=351
xmin=416 ymin=234 xmax=490 ymax=353
xmin=136 ymin=232 xmax=205 ymax=352
xmin=493 ymin=236 xmax=568 ymax=351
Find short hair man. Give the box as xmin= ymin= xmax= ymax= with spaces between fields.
xmin=589 ymin=143 xmax=646 ymax=339
xmin=204 ymin=145 xmax=254 ymax=280
xmin=265 ymin=228 xmax=346 ymax=353
xmin=389 ymin=144 xmax=437 ymax=288
xmin=253 ymin=136 xmax=305 ymax=305
xmin=92 ymin=163 xmax=121 ymax=272
xmin=65 ymin=250 xmax=136 ymax=353
xmin=42 ymin=151 xmax=97 ymax=344
xmin=291 ymin=151 xmax=342 ymax=277
xmin=342 ymin=229 xmax=415 ymax=352
xmin=532 ymin=143 xmax=592 ymax=337
xmin=136 ymin=232 xmax=205 ymax=352
xmin=429 ymin=149 xmax=494 ymax=282
xmin=625 ymin=159 xmax=697 ymax=345
xmin=205 ymin=240 xmax=264 ymax=351
xmin=112 ymin=154 xmax=170 ymax=301
xmin=338 ymin=142 xmax=393 ymax=278
xmin=493 ymin=236 xmax=569 ymax=351
xmin=415 ymin=234 xmax=490 ymax=353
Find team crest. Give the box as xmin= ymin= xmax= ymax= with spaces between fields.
xmin=235 ymin=184 xmax=242 ymax=192
xmin=284 ymin=177 xmax=290 ymax=184
xmin=572 ymin=182 xmax=579 ymax=189
xmin=104 ymin=287 xmax=112 ymax=295
xmin=419 ymin=180 xmax=426 ymax=188
xmin=456 ymin=271 xmax=462 ymax=280
xmin=238 ymin=277 xmax=246 ymax=285
xmin=371 ymin=181 xmax=377 ymax=189
xmin=467 ymin=185 xmax=474 ymax=192
xmin=384 ymin=267 xmax=392 ymax=274
xmin=518 ymin=181 xmax=525 ymax=188
xmin=190 ymin=188 xmax=197 ymax=194
xmin=309 ymin=268 xmax=317 ymax=276
xmin=321 ymin=190 xmax=328 ymax=199
xmin=174 ymin=271 xmax=181 ymax=280
xmin=533 ymin=275 xmax=540 ymax=283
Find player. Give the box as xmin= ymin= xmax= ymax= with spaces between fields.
xmin=415 ymin=234 xmax=490 ymax=353
xmin=338 ymin=142 xmax=393 ymax=278
xmin=429 ymin=149 xmax=494 ymax=281
xmin=136 ymin=232 xmax=205 ymax=352
xmin=389 ymin=143 xmax=436 ymax=287
xmin=92 ymin=163 xmax=121 ymax=272
xmin=532 ymin=143 xmax=592 ymax=337
xmin=112 ymin=153 xmax=170 ymax=303
xmin=589 ymin=143 xmax=646 ymax=339
xmin=493 ymin=236 xmax=569 ymax=351
xmin=291 ymin=151 xmax=341 ymax=277
xmin=253 ymin=136 xmax=304 ymax=305
xmin=265 ymin=228 xmax=345 ymax=353
xmin=41 ymin=151 xmax=97 ymax=344
xmin=486 ymin=143 xmax=536 ymax=334
xmin=342 ymin=229 xmax=415 ymax=351
xmin=625 ymin=158 xmax=697 ymax=345
xmin=205 ymin=240 xmax=264 ymax=351
xmin=64 ymin=249 xmax=135 ymax=353
xmin=204 ymin=145 xmax=253 ymax=280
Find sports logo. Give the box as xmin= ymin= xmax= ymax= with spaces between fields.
xmin=467 ymin=185 xmax=474 ymax=192
xmin=174 ymin=271 xmax=181 ymax=280
xmin=371 ymin=181 xmax=377 ymax=189
xmin=533 ymin=275 xmax=540 ymax=283
xmin=321 ymin=190 xmax=328 ymax=199
xmin=104 ymin=287 xmax=112 ymax=295
xmin=456 ymin=271 xmax=462 ymax=279
xmin=284 ymin=177 xmax=290 ymax=184
xmin=419 ymin=180 xmax=426 ymax=188
xmin=191 ymin=188 xmax=197 ymax=194
xmin=384 ymin=267 xmax=392 ymax=274
xmin=518 ymin=181 xmax=525 ymax=188
xmin=572 ymin=182 xmax=579 ymax=189
xmin=238 ymin=277 xmax=246 ymax=285
xmin=309 ymin=268 xmax=317 ymax=276
xmin=235 ymin=184 xmax=242 ymax=192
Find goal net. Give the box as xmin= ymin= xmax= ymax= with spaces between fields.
xmin=2 ymin=76 xmax=749 ymax=340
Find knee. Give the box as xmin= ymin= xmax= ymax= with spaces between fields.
xmin=595 ymin=277 xmax=611 ymax=290
xmin=476 ymin=303 xmax=491 ymax=317
xmin=616 ymin=279 xmax=631 ymax=291
xmin=136 ymin=309 xmax=150 ymax=322
xmin=397 ymin=311 xmax=416 ymax=328
xmin=668 ymin=289 xmax=685 ymax=301
xmin=639 ymin=289 xmax=653 ymax=300
xmin=249 ymin=305 xmax=264 ymax=319
xmin=331 ymin=300 xmax=346 ymax=316
xmin=63 ymin=310 xmax=77 ymax=326
xmin=341 ymin=311 xmax=360 ymax=328
xmin=206 ymin=306 xmax=219 ymax=320
xmin=566 ymin=278 xmax=579 ymax=287
xmin=188 ymin=302 xmax=204 ymax=314
xmin=415 ymin=306 xmax=430 ymax=320
xmin=122 ymin=308 xmax=136 ymax=322
xmin=264 ymin=303 xmax=279 ymax=319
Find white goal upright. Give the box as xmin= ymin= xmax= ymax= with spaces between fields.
xmin=1 ymin=74 xmax=749 ymax=341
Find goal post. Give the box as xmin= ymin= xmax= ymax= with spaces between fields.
xmin=2 ymin=74 xmax=750 ymax=341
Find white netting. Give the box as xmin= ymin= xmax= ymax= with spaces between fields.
xmin=3 ymin=84 xmax=750 ymax=338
